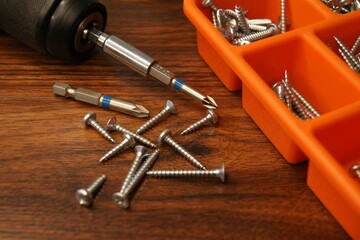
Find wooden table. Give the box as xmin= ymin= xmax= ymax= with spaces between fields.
xmin=0 ymin=0 xmax=350 ymax=239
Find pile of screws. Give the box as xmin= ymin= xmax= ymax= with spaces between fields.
xmin=77 ymin=100 xmax=224 ymax=209
xmin=202 ymin=0 xmax=290 ymax=46
xmin=333 ymin=35 xmax=360 ymax=74
xmin=321 ymin=0 xmax=360 ymax=14
xmin=272 ymin=71 xmax=320 ymax=120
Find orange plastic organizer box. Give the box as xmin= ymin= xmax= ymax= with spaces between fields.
xmin=184 ymin=0 xmax=360 ymax=238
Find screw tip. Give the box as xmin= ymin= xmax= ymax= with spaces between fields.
xmin=106 ymin=116 xmax=118 ymax=130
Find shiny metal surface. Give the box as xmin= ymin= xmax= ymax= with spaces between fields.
xmin=52 ymin=82 xmax=149 ymax=118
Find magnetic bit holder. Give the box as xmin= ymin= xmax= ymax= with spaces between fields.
xmin=52 ymin=82 xmax=150 ymax=118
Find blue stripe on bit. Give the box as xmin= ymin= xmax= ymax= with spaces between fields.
xmin=102 ymin=96 xmax=112 ymax=108
xmin=173 ymin=78 xmax=185 ymax=91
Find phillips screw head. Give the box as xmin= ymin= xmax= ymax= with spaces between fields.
xmin=75 ymin=174 xmax=107 ymax=207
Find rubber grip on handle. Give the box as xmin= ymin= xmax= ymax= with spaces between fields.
xmin=0 ymin=0 xmax=107 ymax=60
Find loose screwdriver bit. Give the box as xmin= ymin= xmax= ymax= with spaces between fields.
xmin=84 ymin=28 xmax=218 ymax=110
xmin=52 ymin=82 xmax=149 ymax=118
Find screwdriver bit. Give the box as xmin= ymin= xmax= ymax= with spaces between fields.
xmin=52 ymin=82 xmax=149 ymax=118
xmin=85 ymin=28 xmax=218 ymax=110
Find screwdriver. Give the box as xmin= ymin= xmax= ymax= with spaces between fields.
xmin=84 ymin=27 xmax=218 ymax=109
xmin=52 ymin=82 xmax=150 ymax=118
xmin=0 ymin=0 xmax=218 ymax=110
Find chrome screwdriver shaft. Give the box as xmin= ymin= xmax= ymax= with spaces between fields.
xmin=85 ymin=28 xmax=218 ymax=109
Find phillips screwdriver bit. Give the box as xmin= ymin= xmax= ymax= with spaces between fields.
xmin=84 ymin=28 xmax=218 ymax=110
xmin=52 ymin=82 xmax=149 ymax=118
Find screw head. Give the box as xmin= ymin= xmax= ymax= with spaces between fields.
xmin=272 ymin=82 xmax=286 ymax=99
xmin=219 ymin=164 xmax=225 ymax=183
xmin=158 ymin=129 xmax=172 ymax=144
xmin=83 ymin=112 xmax=96 ymax=125
xmin=134 ymin=145 xmax=149 ymax=157
xmin=165 ymin=100 xmax=177 ymax=114
xmin=124 ymin=133 xmax=136 ymax=148
xmin=106 ymin=116 xmax=118 ymax=131
xmin=207 ymin=109 xmax=218 ymax=124
xmin=350 ymin=164 xmax=360 ymax=178
xmin=113 ymin=192 xmax=129 ymax=209
xmin=75 ymin=189 xmax=93 ymax=207
xmin=267 ymin=23 xmax=279 ymax=34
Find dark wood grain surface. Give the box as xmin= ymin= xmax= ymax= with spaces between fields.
xmin=0 ymin=0 xmax=350 ymax=239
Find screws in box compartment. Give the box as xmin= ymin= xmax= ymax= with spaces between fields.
xmin=272 ymin=71 xmax=320 ymax=120
xmin=333 ymin=35 xmax=360 ymax=74
xmin=202 ymin=1 xmax=292 ymax=45
xmin=321 ymin=0 xmax=360 ymax=13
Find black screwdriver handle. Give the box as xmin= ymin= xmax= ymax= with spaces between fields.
xmin=0 ymin=0 xmax=107 ymax=60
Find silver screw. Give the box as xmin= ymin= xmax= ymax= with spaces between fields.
xmin=107 ymin=117 xmax=157 ymax=148
xmin=202 ymin=0 xmax=219 ymax=11
xmin=159 ymin=129 xmax=207 ymax=170
xmin=180 ymin=109 xmax=218 ymax=135
xmin=283 ymin=71 xmax=320 ymax=118
xmin=350 ymin=163 xmax=360 ymax=179
xmin=235 ymin=5 xmax=251 ymax=34
xmin=147 ymin=164 xmax=226 ymax=183
xmin=75 ymin=174 xmax=107 ymax=207
xmin=272 ymin=81 xmax=292 ymax=109
xmin=334 ymin=36 xmax=360 ymax=73
xmin=233 ymin=24 xmax=278 ymax=45
xmin=119 ymin=145 xmax=150 ymax=193
xmin=246 ymin=19 xmax=273 ymax=25
xmin=279 ymin=0 xmax=288 ymax=33
xmin=350 ymin=35 xmax=360 ymax=55
xmin=99 ymin=134 xmax=135 ymax=163
xmin=281 ymin=79 xmax=313 ymax=120
xmin=113 ymin=149 xmax=160 ymax=209
xmin=322 ymin=0 xmax=342 ymax=13
xmin=83 ymin=112 xmax=116 ymax=143
xmin=136 ymin=100 xmax=176 ymax=135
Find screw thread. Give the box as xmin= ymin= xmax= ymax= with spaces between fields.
xmin=87 ymin=174 xmax=107 ymax=194
xmin=136 ymin=107 xmax=171 ymax=135
xmin=334 ymin=36 xmax=360 ymax=71
xmin=202 ymin=0 xmax=219 ymax=11
xmin=115 ymin=125 xmax=157 ymax=148
xmin=120 ymin=148 xmax=149 ymax=193
xmin=291 ymin=87 xmax=320 ymax=117
xmin=114 ymin=149 xmax=160 ymax=208
xmin=100 ymin=137 xmax=133 ymax=162
xmin=280 ymin=0 xmax=287 ymax=33
xmin=235 ymin=5 xmax=250 ymax=34
xmin=339 ymin=49 xmax=360 ymax=72
xmin=351 ymin=35 xmax=360 ymax=54
xmin=89 ymin=119 xmax=116 ymax=143
xmin=147 ymin=164 xmax=225 ymax=183
xmin=164 ymin=137 xmax=206 ymax=170
xmin=180 ymin=116 xmax=210 ymax=135
xmin=238 ymin=26 xmax=276 ymax=42
xmin=282 ymin=80 xmax=310 ymax=120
